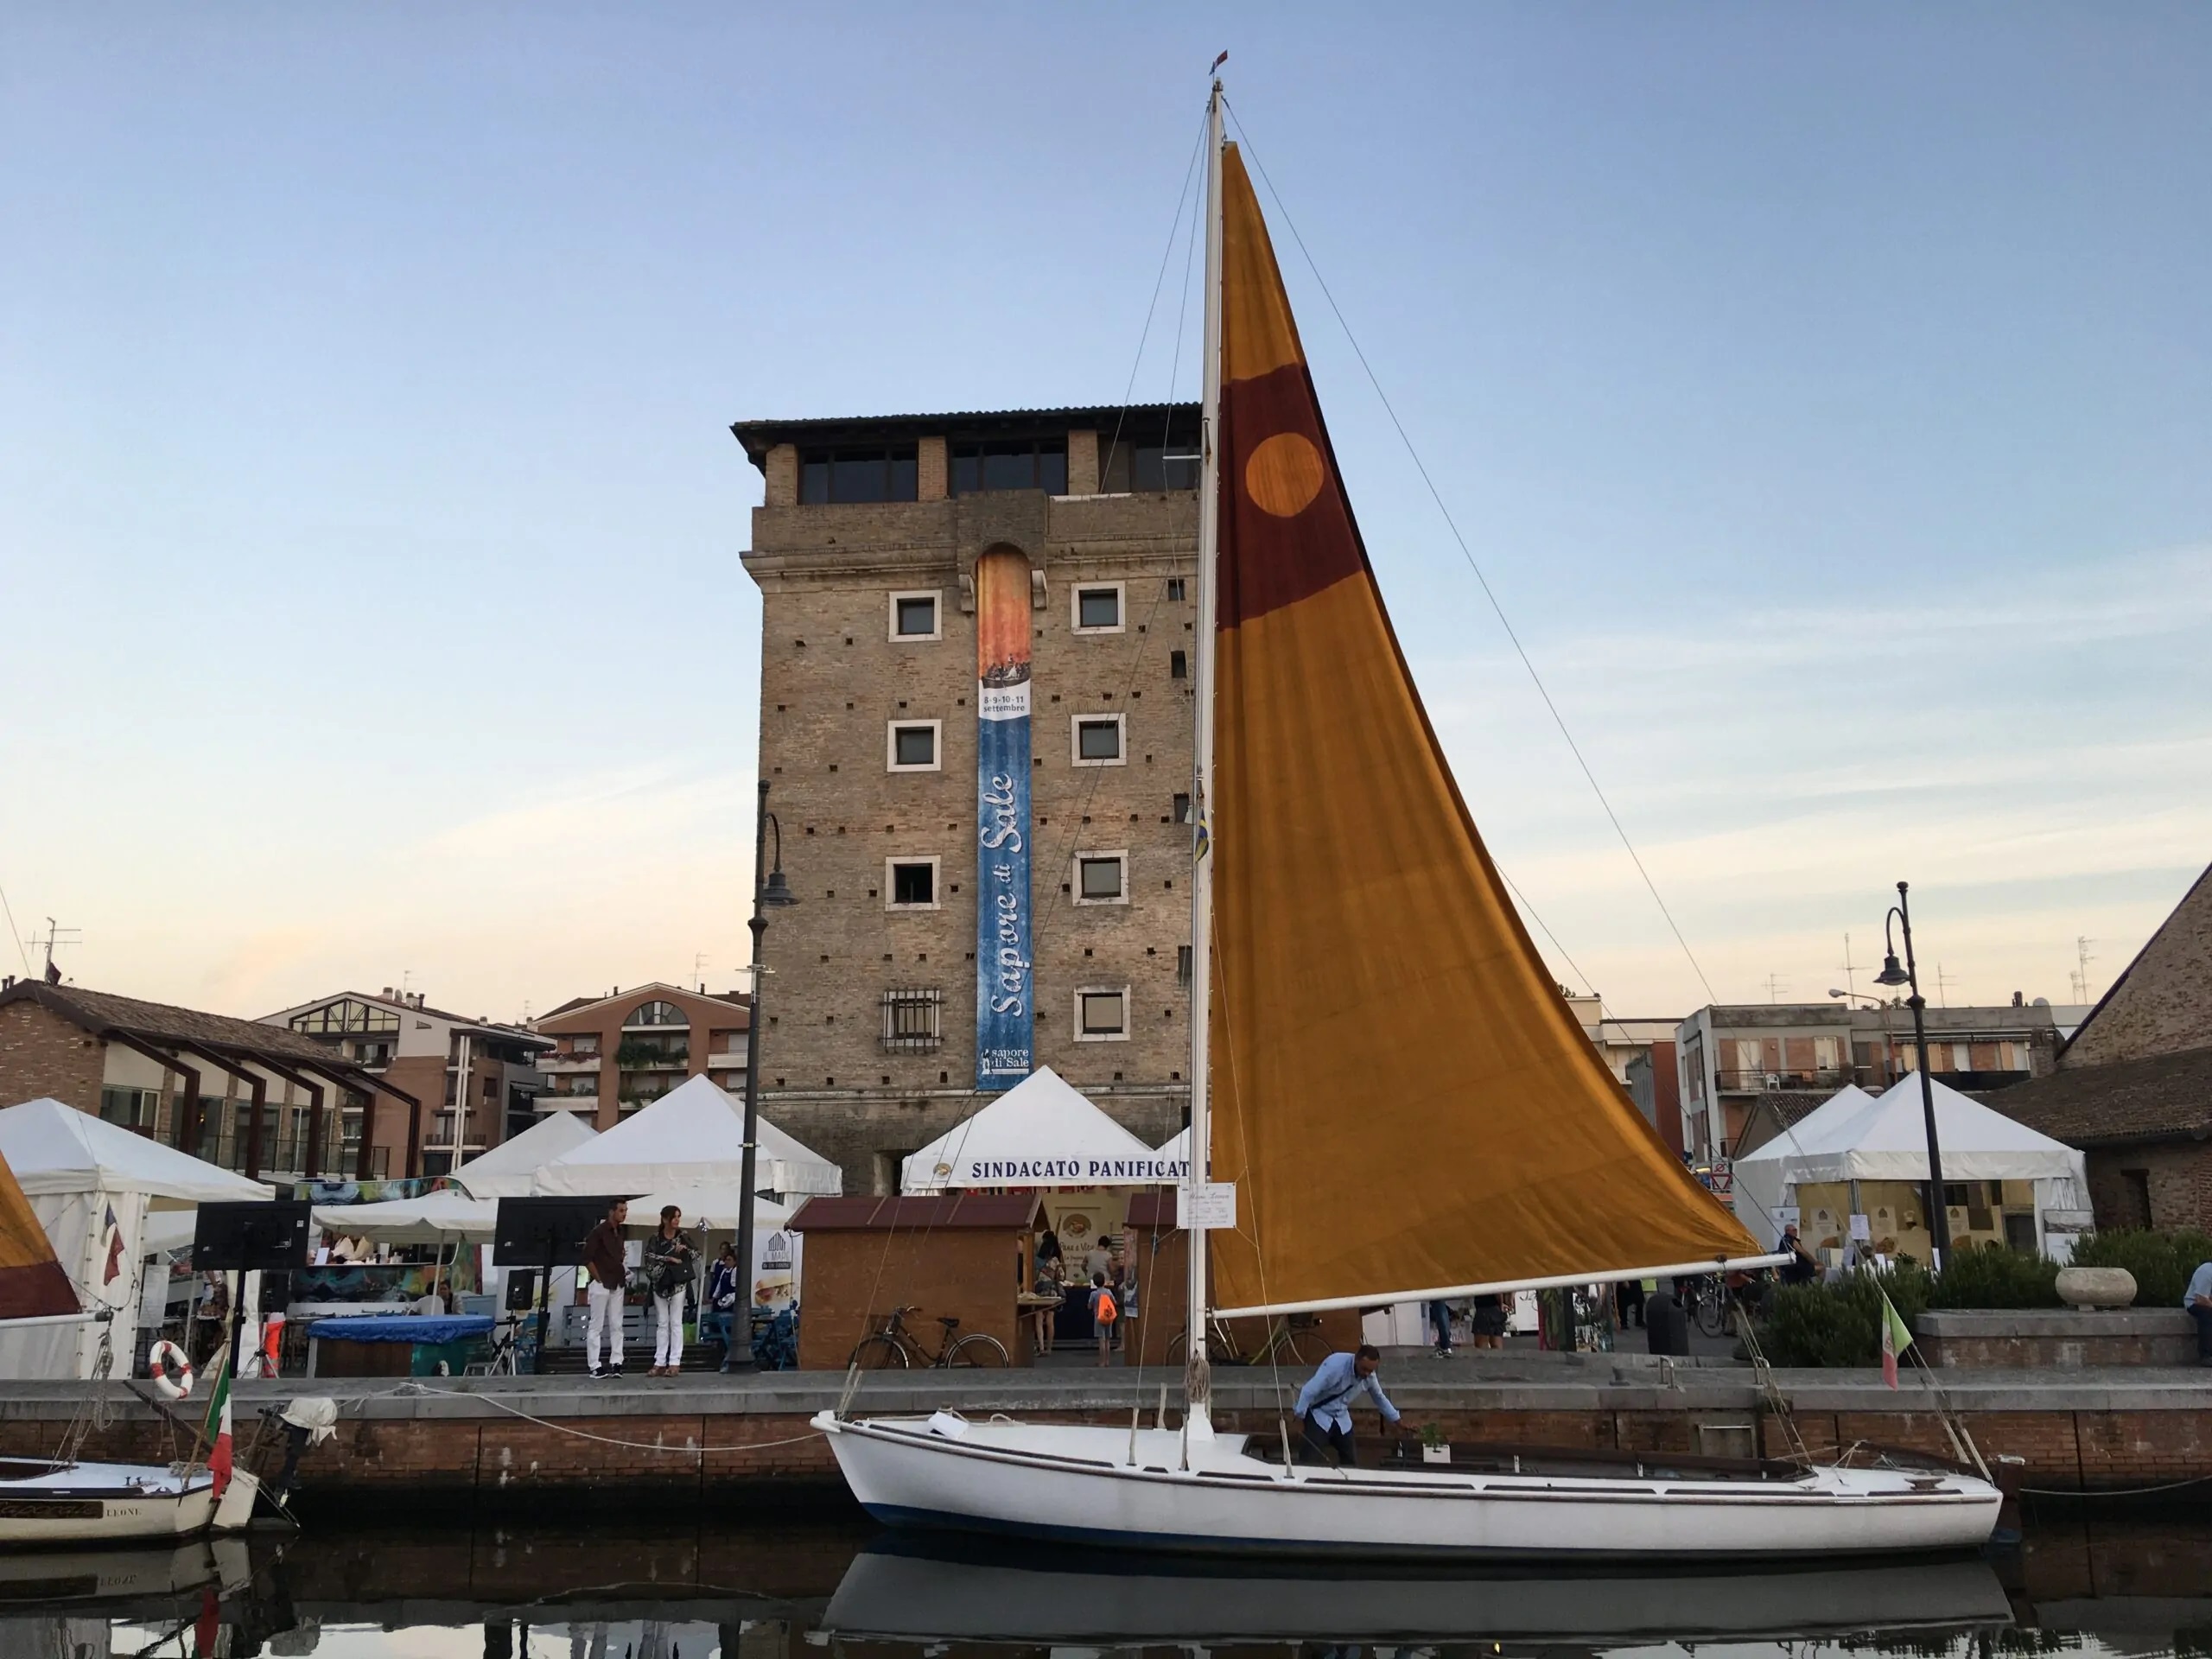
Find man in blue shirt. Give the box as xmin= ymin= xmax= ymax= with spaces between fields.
xmin=2185 ymin=1256 xmax=2212 ymax=1366
xmin=1292 ymin=1344 xmax=1412 ymax=1468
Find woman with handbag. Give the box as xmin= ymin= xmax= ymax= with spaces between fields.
xmin=642 ymin=1205 xmax=698 ymax=1377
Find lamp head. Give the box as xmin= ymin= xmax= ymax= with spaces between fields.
xmin=1872 ymin=952 xmax=1910 ymax=988
xmin=1827 ymin=988 xmax=1847 ymax=1000
xmin=760 ymin=867 xmax=798 ymax=908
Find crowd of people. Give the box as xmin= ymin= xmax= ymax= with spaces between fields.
xmin=1029 ymin=1225 xmax=1140 ymax=1366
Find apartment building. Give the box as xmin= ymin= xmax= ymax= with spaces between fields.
xmin=735 ymin=403 xmax=1202 ymax=1192
xmin=531 ymin=982 xmax=752 ymax=1128
xmin=1675 ymin=997 xmax=2088 ymax=1163
xmin=261 ymin=988 xmax=550 ymax=1178
xmin=0 ymin=981 xmax=412 ymax=1180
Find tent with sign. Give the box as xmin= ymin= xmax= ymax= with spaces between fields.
xmin=1732 ymin=1075 xmax=2088 ymax=1259
xmin=0 ymin=1096 xmax=272 ymax=1377
xmin=903 ymin=1068 xmax=1185 ymax=1193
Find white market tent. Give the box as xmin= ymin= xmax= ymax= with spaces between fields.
xmin=902 ymin=1066 xmax=1184 ymax=1193
xmin=448 ymin=1109 xmax=598 ymax=1199
xmin=532 ymin=1074 xmax=840 ymax=1224
xmin=1733 ymin=1075 xmax=2088 ymax=1254
xmin=1154 ymin=1125 xmax=1191 ymax=1166
xmin=0 ymin=1096 xmax=272 ymax=1377
xmin=309 ymin=1188 xmax=498 ymax=1244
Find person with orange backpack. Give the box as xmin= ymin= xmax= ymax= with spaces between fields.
xmin=1087 ymin=1271 xmax=1118 ymax=1367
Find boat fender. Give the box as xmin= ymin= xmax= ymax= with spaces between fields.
xmin=927 ymin=1409 xmax=969 ymax=1440
xmin=149 ymin=1340 xmax=194 ymax=1400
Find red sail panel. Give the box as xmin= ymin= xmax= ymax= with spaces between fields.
xmin=1205 ymin=144 xmax=1757 ymax=1314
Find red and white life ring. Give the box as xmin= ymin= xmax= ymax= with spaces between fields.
xmin=148 ymin=1340 xmax=194 ymax=1400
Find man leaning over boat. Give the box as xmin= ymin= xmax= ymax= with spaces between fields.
xmin=1293 ymin=1344 xmax=1416 ymax=1468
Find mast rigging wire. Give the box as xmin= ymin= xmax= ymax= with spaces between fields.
xmin=1222 ymin=97 xmax=1719 ymax=1008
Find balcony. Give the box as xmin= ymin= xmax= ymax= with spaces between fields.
xmin=540 ymin=1053 xmax=603 ymax=1074
xmin=614 ymin=1040 xmax=689 ymax=1071
xmin=705 ymin=1051 xmax=746 ymax=1071
xmin=1714 ymin=1065 xmax=1859 ymax=1094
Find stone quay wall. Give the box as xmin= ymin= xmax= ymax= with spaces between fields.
xmin=3 ymin=1363 xmax=2207 ymax=1510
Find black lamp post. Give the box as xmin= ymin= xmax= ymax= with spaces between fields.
xmin=728 ymin=780 xmax=797 ymax=1372
xmin=1872 ymin=880 xmax=1949 ymax=1270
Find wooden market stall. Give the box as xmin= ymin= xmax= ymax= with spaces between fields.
xmin=788 ymin=1192 xmax=1040 ymax=1370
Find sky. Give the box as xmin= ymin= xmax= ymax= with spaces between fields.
xmin=3 ymin=4 xmax=2208 ymax=1027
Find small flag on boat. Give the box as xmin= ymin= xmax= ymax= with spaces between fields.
xmin=1879 ymin=1287 xmax=1913 ymax=1389
xmin=101 ymin=1204 xmax=124 ymax=1286
xmin=201 ymin=1345 xmax=234 ymax=1497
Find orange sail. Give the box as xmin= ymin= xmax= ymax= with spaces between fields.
xmin=1205 ymin=145 xmax=1758 ymax=1315
xmin=0 ymin=1147 xmax=78 ymax=1321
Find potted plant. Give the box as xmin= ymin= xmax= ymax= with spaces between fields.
xmin=1421 ymin=1421 xmax=1450 ymax=1465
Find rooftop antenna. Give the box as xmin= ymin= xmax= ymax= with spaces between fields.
xmin=1934 ymin=963 xmax=1958 ymax=1009
xmin=1761 ymin=972 xmax=1788 ymax=1005
xmin=32 ymin=918 xmax=80 ymax=984
xmin=1838 ymin=932 xmax=1858 ymax=1003
xmin=401 ymin=969 xmax=416 ymax=999
xmin=2070 ymin=936 xmax=2095 ymax=1004
xmin=694 ymin=952 xmax=711 ymax=994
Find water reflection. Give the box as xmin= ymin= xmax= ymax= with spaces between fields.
xmin=3 ymin=1514 xmax=2204 ymax=1658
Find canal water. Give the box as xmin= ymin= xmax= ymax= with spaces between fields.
xmin=10 ymin=1511 xmax=2207 ymax=1657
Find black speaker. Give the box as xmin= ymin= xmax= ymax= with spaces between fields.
xmin=503 ymin=1268 xmax=539 ymax=1312
xmin=192 ymin=1200 xmax=313 ymax=1272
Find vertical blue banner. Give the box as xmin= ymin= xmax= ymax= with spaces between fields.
xmin=974 ymin=550 xmax=1034 ymax=1089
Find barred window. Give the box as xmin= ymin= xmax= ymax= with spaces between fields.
xmin=880 ymin=988 xmax=944 ymax=1052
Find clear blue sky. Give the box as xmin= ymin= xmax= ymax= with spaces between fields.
xmin=3 ymin=4 xmax=2207 ymax=1022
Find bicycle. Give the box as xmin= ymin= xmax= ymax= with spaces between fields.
xmin=848 ymin=1306 xmax=1009 ymax=1370
xmin=1165 ymin=1311 xmax=1328 ymax=1368
xmin=1689 ymin=1272 xmax=1767 ymax=1340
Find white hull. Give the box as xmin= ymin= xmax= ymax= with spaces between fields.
xmin=0 ymin=1460 xmax=259 ymax=1546
xmin=814 ymin=1413 xmax=2001 ymax=1559
xmin=824 ymin=1537 xmax=2015 ymax=1643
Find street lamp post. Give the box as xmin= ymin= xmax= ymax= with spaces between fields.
xmin=728 ymin=780 xmax=797 ymax=1372
xmin=1872 ymin=880 xmax=1950 ymax=1270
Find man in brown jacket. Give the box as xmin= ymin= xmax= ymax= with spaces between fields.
xmin=582 ymin=1198 xmax=630 ymax=1379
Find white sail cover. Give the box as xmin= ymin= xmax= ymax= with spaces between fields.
xmin=903 ymin=1067 xmax=1185 ymax=1192
xmin=448 ymin=1108 xmax=598 ymax=1199
xmin=532 ymin=1074 xmax=842 ymax=1210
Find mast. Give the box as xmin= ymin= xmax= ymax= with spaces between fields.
xmin=1183 ymin=77 xmax=1225 ymax=1446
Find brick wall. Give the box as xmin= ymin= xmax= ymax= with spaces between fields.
xmin=745 ymin=487 xmax=1200 ymax=1191
xmin=2084 ymin=1141 xmax=2212 ymax=1232
xmin=0 ymin=1001 xmax=105 ymax=1113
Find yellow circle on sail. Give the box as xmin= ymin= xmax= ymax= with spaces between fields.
xmin=1244 ymin=431 xmax=1326 ymax=517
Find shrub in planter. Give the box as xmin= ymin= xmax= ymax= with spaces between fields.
xmin=1759 ymin=1268 xmax=1931 ymax=1369
xmin=1925 ymin=1243 xmax=2060 ymax=1309
xmin=2066 ymin=1229 xmax=2212 ymax=1309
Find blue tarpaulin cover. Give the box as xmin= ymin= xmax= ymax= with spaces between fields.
xmin=307 ymin=1315 xmax=493 ymax=1344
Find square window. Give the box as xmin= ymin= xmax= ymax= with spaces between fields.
xmin=888 ymin=859 xmax=938 ymax=908
xmin=889 ymin=590 xmax=941 ymax=641
xmin=1073 ymin=583 xmax=1124 ymax=632
xmin=1166 ymin=577 xmax=1186 ymax=601
xmin=1075 ymin=852 xmax=1127 ymax=904
xmin=1072 ymin=715 xmax=1124 ymax=766
xmin=1077 ymin=988 xmax=1130 ymax=1040
xmin=887 ymin=721 xmax=942 ymax=772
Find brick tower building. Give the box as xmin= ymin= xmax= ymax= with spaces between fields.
xmin=735 ymin=405 xmax=1201 ymax=1193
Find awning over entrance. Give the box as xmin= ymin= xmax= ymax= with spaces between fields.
xmin=901 ymin=1067 xmax=1186 ymax=1192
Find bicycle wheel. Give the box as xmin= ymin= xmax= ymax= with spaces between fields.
xmin=849 ymin=1334 xmax=910 ymax=1370
xmin=947 ymin=1333 xmax=1009 ymax=1367
xmin=1694 ymin=1295 xmax=1728 ymax=1339
xmin=1277 ymin=1325 xmax=1332 ymax=1368
xmin=1164 ymin=1329 xmax=1188 ymax=1364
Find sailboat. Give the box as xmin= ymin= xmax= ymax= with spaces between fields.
xmin=0 ymin=1142 xmax=264 ymax=1544
xmin=811 ymin=79 xmax=2001 ymax=1557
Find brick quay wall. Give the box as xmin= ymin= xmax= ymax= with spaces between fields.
xmin=3 ymin=1359 xmax=2204 ymax=1512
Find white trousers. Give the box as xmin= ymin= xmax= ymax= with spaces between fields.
xmin=653 ymin=1292 xmax=684 ymax=1369
xmin=587 ymin=1282 xmax=624 ymax=1371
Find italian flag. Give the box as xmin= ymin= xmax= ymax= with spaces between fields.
xmin=201 ymin=1346 xmax=234 ymax=1497
xmin=1879 ymin=1287 xmax=1914 ymax=1390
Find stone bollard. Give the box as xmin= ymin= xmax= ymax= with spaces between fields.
xmin=2055 ymin=1266 xmax=2137 ymax=1309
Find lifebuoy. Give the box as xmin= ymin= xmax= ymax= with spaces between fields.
xmin=149 ymin=1340 xmax=194 ymax=1399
